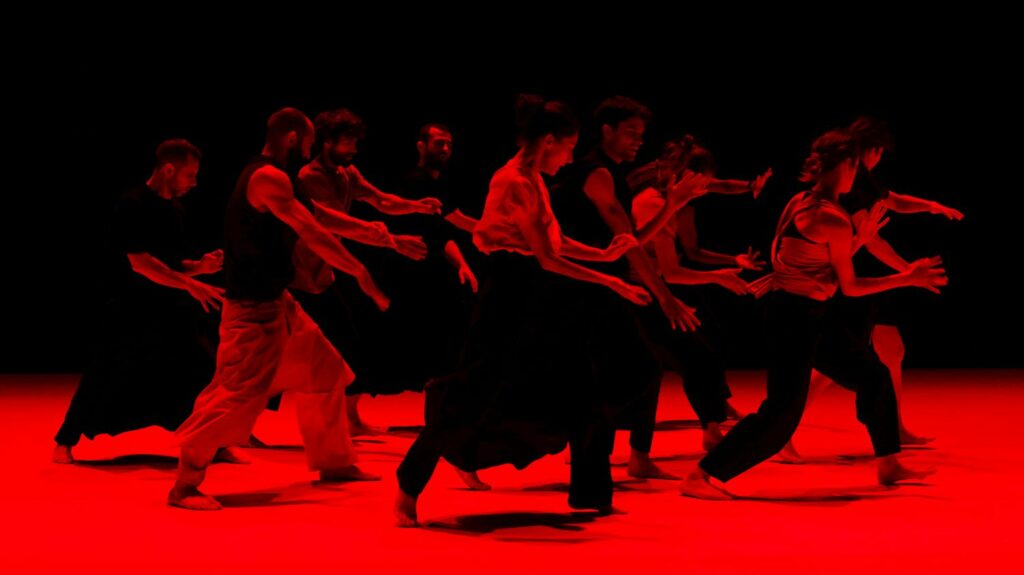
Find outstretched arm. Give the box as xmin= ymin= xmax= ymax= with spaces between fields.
xmin=313 ymin=200 xmax=428 ymax=260
xmin=820 ymin=209 xmax=946 ymax=297
xmin=676 ymin=207 xmax=764 ymax=270
xmin=649 ymin=232 xmax=750 ymax=295
xmin=885 ymin=191 xmax=964 ymax=220
xmin=705 ymin=168 xmax=772 ymax=198
xmin=585 ymin=169 xmax=700 ymax=330
xmin=248 ymin=167 xmax=389 ymax=310
xmin=348 ymin=165 xmax=442 ymax=216
xmin=446 ymin=209 xmax=479 ymax=233
xmin=127 ymin=253 xmax=224 ymax=313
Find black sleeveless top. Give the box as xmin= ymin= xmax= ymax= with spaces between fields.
xmin=224 ymin=156 xmax=298 ymax=301
xmin=841 ymin=165 xmax=889 ymax=215
xmin=550 ymin=148 xmax=634 ymax=277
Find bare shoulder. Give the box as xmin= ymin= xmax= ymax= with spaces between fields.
xmin=250 ymin=165 xmax=291 ymax=192
xmin=584 ymin=167 xmax=614 ymax=189
xmin=798 ymin=203 xmax=852 ymax=241
xmin=248 ymin=165 xmax=293 ymax=209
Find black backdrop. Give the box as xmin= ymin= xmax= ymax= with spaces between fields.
xmin=5 ymin=19 xmax=1021 ymax=372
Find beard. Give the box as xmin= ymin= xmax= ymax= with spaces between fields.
xmin=424 ymin=153 xmax=449 ymax=171
xmin=328 ymin=149 xmax=355 ymax=167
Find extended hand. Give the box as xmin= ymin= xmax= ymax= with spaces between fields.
xmin=735 ymin=247 xmax=765 ymax=271
xmin=393 ymin=235 xmax=428 ymax=261
xmin=186 ymin=280 xmax=225 ymax=313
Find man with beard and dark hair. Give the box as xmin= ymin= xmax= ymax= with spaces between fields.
xmin=169 ymin=108 xmax=389 ymax=511
xmin=340 ymin=124 xmax=481 ymax=415
xmin=53 ymin=139 xmax=231 ymax=464
xmin=289 ymin=109 xmax=442 ymax=434
xmin=551 ymin=96 xmax=706 ymax=480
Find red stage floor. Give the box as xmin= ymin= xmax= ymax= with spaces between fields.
xmin=1 ymin=370 xmax=1020 ymax=572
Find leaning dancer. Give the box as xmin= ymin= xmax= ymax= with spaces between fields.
xmin=680 ymin=129 xmax=944 ymax=499
xmin=169 ymin=109 xmax=388 ymax=510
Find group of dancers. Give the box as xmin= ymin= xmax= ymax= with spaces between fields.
xmin=53 ymin=95 xmax=963 ymax=525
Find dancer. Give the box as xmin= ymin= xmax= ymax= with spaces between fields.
xmin=394 ymin=95 xmax=649 ymax=526
xmin=289 ymin=108 xmax=434 ymax=436
xmin=628 ymin=137 xmax=769 ymax=451
xmin=169 ymin=108 xmax=388 ymax=511
xmin=53 ymin=140 xmax=232 ymax=464
xmin=341 ymin=123 xmax=479 ymax=401
xmin=680 ymin=129 xmax=945 ymax=499
xmin=778 ymin=117 xmax=964 ymax=462
xmin=551 ymin=97 xmax=704 ymax=479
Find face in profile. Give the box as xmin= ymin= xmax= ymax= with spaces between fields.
xmin=167 ymin=157 xmax=199 ymax=197
xmin=540 ymin=134 xmax=579 ymax=176
xmin=328 ymin=137 xmax=359 ymax=167
xmin=421 ymin=128 xmax=452 ymax=169
xmin=861 ymin=147 xmax=884 ymax=171
xmin=604 ymin=117 xmax=645 ymax=162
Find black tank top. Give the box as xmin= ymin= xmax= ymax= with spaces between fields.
xmin=550 ymin=148 xmax=634 ymax=277
xmin=224 ymin=156 xmax=298 ymax=301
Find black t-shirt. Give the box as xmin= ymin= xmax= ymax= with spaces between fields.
xmin=841 ymin=166 xmax=894 ymax=275
xmin=399 ymin=166 xmax=461 ymax=254
xmin=111 ymin=185 xmax=189 ymax=297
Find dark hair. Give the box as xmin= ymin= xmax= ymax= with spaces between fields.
xmin=313 ymin=108 xmax=366 ymax=149
xmin=514 ymin=94 xmax=579 ymax=145
xmin=848 ymin=116 xmax=894 ymax=152
xmin=626 ymin=134 xmax=700 ymax=194
xmin=686 ymin=145 xmax=718 ymax=176
xmin=419 ymin=123 xmax=451 ymax=142
xmin=266 ymin=107 xmax=312 ymax=144
xmin=155 ymin=139 xmax=201 ymax=167
xmin=799 ymin=129 xmax=860 ymax=183
xmin=594 ymin=96 xmax=652 ymax=131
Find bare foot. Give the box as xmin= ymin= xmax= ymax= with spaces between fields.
xmin=213 ymin=447 xmax=251 ymax=465
xmin=628 ymin=451 xmax=679 ymax=479
xmin=877 ymin=456 xmax=937 ymax=485
xmin=319 ymin=465 xmax=381 ymax=482
xmin=245 ymin=434 xmax=269 ymax=448
xmin=678 ymin=471 xmax=733 ymax=500
xmin=168 ymin=486 xmax=222 ymax=511
xmin=394 ymin=489 xmax=419 ymax=527
xmin=52 ymin=444 xmax=74 ymax=464
xmin=702 ymin=423 xmax=724 ymax=452
xmin=725 ymin=401 xmax=745 ymax=421
xmin=900 ymin=429 xmax=936 ymax=446
xmin=456 ymin=469 xmax=491 ymax=491
xmin=774 ymin=441 xmax=804 ymax=464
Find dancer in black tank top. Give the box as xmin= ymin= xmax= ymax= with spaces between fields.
xmin=169 ymin=109 xmax=389 ymax=511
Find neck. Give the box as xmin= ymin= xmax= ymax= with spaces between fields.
xmin=261 ymin=144 xmax=288 ymax=166
xmin=600 ymin=142 xmax=624 ymax=164
xmin=145 ymin=173 xmax=174 ymax=199
xmin=320 ymin=150 xmax=339 ymax=171
xmin=810 ymin=181 xmax=839 ymax=203
xmin=514 ymin=147 xmax=542 ymax=177
xmin=417 ymin=159 xmax=441 ymax=180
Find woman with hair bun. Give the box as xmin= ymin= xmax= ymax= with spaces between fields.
xmin=679 ymin=129 xmax=945 ymax=499
xmin=394 ymin=95 xmax=650 ymax=526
